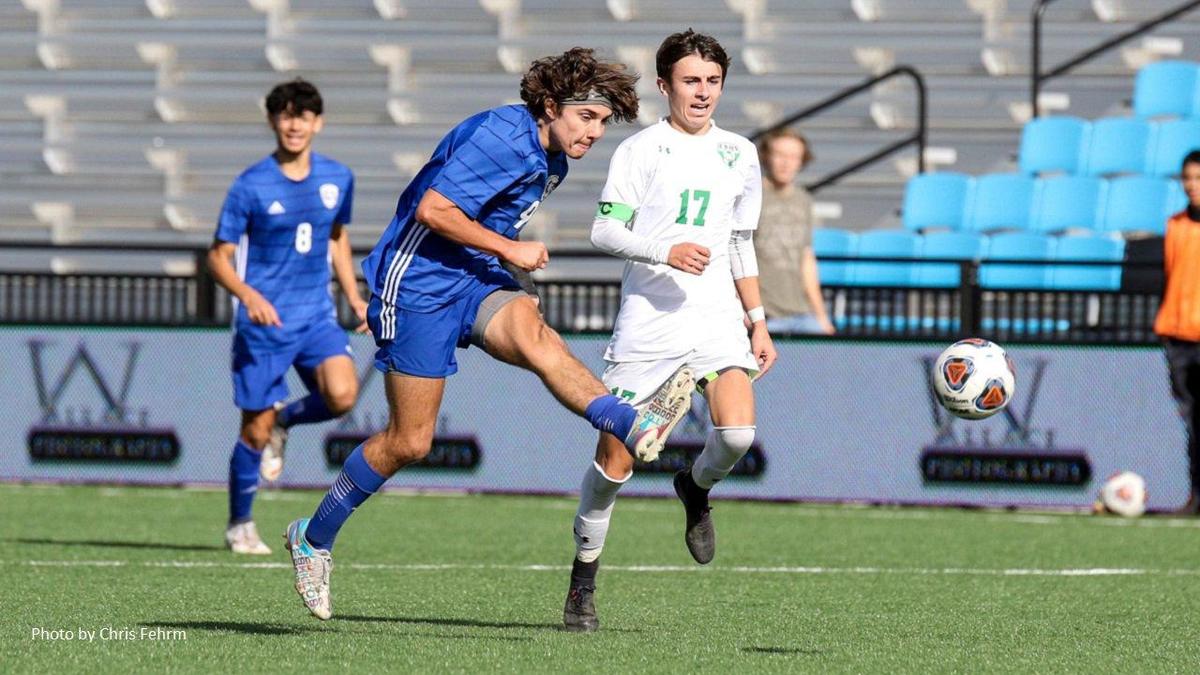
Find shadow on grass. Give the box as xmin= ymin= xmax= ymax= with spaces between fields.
xmin=339 ymin=614 xmax=642 ymax=633
xmin=15 ymin=537 xmax=224 ymax=552
xmin=143 ymin=621 xmax=324 ymax=636
xmin=741 ymin=646 xmax=822 ymax=656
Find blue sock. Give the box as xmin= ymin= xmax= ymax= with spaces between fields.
xmin=584 ymin=394 xmax=637 ymax=441
xmin=228 ymin=440 xmax=262 ymax=525
xmin=305 ymin=444 xmax=386 ymax=551
xmin=278 ymin=393 xmax=336 ymax=428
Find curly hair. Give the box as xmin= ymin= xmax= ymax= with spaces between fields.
xmin=656 ymin=29 xmax=730 ymax=81
xmin=519 ymin=48 xmax=639 ymax=124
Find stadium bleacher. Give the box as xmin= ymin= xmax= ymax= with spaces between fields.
xmin=4 ymin=0 xmax=1196 ymax=253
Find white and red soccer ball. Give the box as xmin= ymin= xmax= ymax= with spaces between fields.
xmin=1097 ymin=471 xmax=1148 ymax=517
xmin=931 ymin=338 xmax=1016 ymax=420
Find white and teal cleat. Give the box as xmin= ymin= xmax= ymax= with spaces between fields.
xmin=624 ymin=366 xmax=693 ymax=463
xmin=284 ymin=518 xmax=333 ymax=620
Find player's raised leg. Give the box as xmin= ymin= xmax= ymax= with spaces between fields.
xmin=478 ymin=293 xmax=692 ymax=461
xmin=285 ymin=372 xmax=443 ymax=620
xmin=675 ymin=368 xmax=756 ymax=564
xmin=262 ymin=334 xmax=360 ymax=482
xmin=225 ymin=407 xmax=274 ymax=555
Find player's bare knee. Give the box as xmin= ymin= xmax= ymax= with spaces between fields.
xmin=240 ymin=425 xmax=271 ymax=450
xmin=380 ymin=429 xmax=433 ymax=465
xmin=523 ymin=321 xmax=567 ymax=370
xmin=324 ymin=384 xmax=357 ymax=416
xmin=595 ymin=435 xmax=634 ymax=478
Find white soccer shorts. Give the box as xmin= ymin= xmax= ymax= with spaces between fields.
xmin=602 ymin=342 xmax=758 ymax=407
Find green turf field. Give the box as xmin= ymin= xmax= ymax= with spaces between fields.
xmin=4 ymin=483 xmax=1200 ymax=673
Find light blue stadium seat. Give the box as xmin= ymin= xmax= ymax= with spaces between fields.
xmin=916 ymin=232 xmax=988 ymax=332
xmin=849 ymin=230 xmax=920 ymax=287
xmin=979 ymin=233 xmax=1056 ymax=334
xmin=978 ymin=232 xmax=1055 ymax=290
xmin=901 ymin=172 xmax=970 ymax=232
xmin=963 ymin=173 xmax=1035 ymax=233
xmin=914 ymin=232 xmax=987 ymax=288
xmin=1019 ymin=116 xmax=1087 ymax=175
xmin=1081 ymin=117 xmax=1150 ymax=176
xmin=1134 ymin=60 xmax=1198 ymax=119
xmin=812 ymin=228 xmax=857 ymax=286
xmin=1051 ymin=235 xmax=1125 ymax=291
xmin=1029 ymin=176 xmax=1104 ymax=234
xmin=847 ymin=231 xmax=920 ymax=330
xmin=1146 ymin=119 xmax=1200 ymax=177
xmin=1097 ymin=176 xmax=1172 ymax=235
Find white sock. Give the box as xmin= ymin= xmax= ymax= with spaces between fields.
xmin=691 ymin=426 xmax=755 ymax=489
xmin=573 ymin=461 xmax=629 ymax=563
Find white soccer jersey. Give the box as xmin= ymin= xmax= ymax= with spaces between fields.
xmin=595 ymin=119 xmax=762 ymax=361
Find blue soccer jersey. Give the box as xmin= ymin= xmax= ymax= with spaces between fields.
xmin=362 ymin=105 xmax=566 ymax=337
xmin=216 ymin=152 xmax=354 ymax=349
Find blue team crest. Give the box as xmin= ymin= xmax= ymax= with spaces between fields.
xmin=320 ymin=183 xmax=339 ymax=209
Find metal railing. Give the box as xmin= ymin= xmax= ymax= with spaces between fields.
xmin=749 ymin=65 xmax=927 ymax=192
xmin=0 ymin=243 xmax=1165 ymax=345
xmin=1031 ymin=0 xmax=1200 ymax=117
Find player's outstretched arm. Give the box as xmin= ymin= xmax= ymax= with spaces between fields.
xmin=416 ymin=189 xmax=548 ymax=271
xmin=206 ymin=240 xmax=282 ymax=327
xmin=329 ymin=224 xmax=368 ymax=332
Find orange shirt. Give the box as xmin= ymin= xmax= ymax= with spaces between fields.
xmin=1155 ymin=210 xmax=1200 ymax=341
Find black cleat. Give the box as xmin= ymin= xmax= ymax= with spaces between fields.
xmin=674 ymin=469 xmax=715 ymax=564
xmin=563 ymin=585 xmax=599 ymax=633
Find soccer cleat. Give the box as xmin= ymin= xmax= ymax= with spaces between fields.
xmin=260 ymin=411 xmax=288 ymax=482
xmin=284 ymin=518 xmax=333 ymax=620
xmin=562 ymin=585 xmax=599 ymax=633
xmin=624 ymin=366 xmax=693 ymax=462
xmin=225 ymin=521 xmax=272 ymax=555
xmin=673 ymin=470 xmax=715 ymax=564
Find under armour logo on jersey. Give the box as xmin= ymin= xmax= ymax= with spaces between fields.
xmin=320 ymin=183 xmax=339 ymax=210
xmin=657 ymin=144 xmax=671 ymax=154
xmin=267 ymin=201 xmax=286 ymax=215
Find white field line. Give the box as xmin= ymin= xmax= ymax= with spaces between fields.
xmin=9 ymin=482 xmax=1200 ymax=529
xmin=21 ymin=559 xmax=1200 ymax=577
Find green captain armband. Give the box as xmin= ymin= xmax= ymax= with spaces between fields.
xmin=595 ymin=201 xmax=634 ymax=223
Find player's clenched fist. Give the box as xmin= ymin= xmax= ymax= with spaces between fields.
xmin=242 ymin=289 xmax=283 ymax=327
xmin=506 ymin=240 xmax=550 ymax=271
xmin=667 ymin=242 xmax=710 ymax=275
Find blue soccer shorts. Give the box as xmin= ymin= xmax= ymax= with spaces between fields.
xmin=367 ymin=279 xmax=516 ymax=378
xmin=231 ymin=316 xmax=353 ymax=411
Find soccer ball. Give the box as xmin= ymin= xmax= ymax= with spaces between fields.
xmin=931 ymin=338 xmax=1016 ymax=420
xmin=1097 ymin=471 xmax=1147 ymax=517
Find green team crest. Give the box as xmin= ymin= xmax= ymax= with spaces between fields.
xmin=717 ymin=142 xmax=740 ymax=168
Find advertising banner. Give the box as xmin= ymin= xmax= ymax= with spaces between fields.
xmin=0 ymin=327 xmax=1187 ymax=510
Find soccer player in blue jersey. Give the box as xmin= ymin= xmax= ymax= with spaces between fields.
xmin=283 ymin=49 xmax=694 ymax=621
xmin=207 ymin=79 xmax=366 ymax=555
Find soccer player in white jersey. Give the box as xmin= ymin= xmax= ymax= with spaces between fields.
xmin=562 ymin=30 xmax=777 ymax=632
